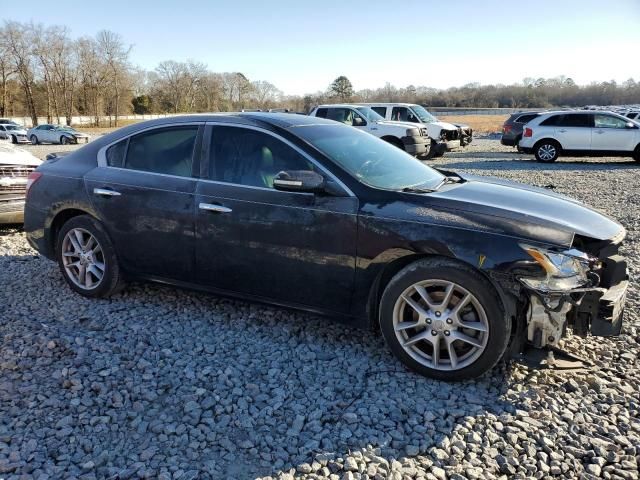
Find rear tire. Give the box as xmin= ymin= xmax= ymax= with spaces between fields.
xmin=534 ymin=139 xmax=560 ymax=162
xmin=56 ymin=215 xmax=125 ymax=298
xmin=383 ymin=136 xmax=405 ymax=151
xmin=379 ymin=258 xmax=510 ymax=381
xmin=30 ymin=135 xmax=38 ymax=145
xmin=61 ymin=136 xmax=69 ymax=145
xmin=633 ymin=145 xmax=640 ymax=162
xmin=424 ymin=139 xmax=438 ymax=159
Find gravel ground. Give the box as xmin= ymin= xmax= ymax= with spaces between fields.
xmin=1 ymin=138 xmax=639 ymax=479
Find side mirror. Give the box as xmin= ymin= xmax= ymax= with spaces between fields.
xmin=353 ymin=117 xmax=366 ymax=127
xmin=625 ymin=121 xmax=637 ymax=129
xmin=273 ymin=170 xmax=325 ymax=193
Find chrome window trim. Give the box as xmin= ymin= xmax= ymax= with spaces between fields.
xmin=96 ymin=121 xmax=205 ymax=168
xmin=204 ymin=121 xmax=356 ymax=198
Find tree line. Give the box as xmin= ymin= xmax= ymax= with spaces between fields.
xmin=1 ymin=20 xmax=639 ymax=127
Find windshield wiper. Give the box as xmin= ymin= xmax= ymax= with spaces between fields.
xmin=401 ymin=186 xmax=436 ymax=193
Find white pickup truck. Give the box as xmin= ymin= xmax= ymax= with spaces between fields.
xmin=308 ymin=104 xmax=431 ymax=158
xmin=359 ymin=103 xmax=473 ymax=156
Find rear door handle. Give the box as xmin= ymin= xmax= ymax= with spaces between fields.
xmin=558 ymin=129 xmax=567 ymax=133
xmin=93 ymin=187 xmax=121 ymax=197
xmin=595 ymin=130 xmax=605 ymax=134
xmin=199 ymin=202 xmax=232 ymax=213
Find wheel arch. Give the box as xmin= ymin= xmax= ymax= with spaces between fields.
xmin=380 ymin=135 xmax=403 ymax=148
xmin=366 ymin=251 xmax=521 ymax=353
xmin=534 ymin=137 xmax=563 ymax=151
xmin=48 ymin=208 xmax=98 ymax=256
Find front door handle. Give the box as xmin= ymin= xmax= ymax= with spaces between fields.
xmin=595 ymin=130 xmax=605 ymax=134
xmin=558 ymin=129 xmax=567 ymax=133
xmin=93 ymin=187 xmax=121 ymax=197
xmin=199 ymin=202 xmax=232 ymax=213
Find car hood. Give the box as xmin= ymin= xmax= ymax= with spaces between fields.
xmin=429 ymin=174 xmax=624 ymax=246
xmin=379 ymin=173 xmax=623 ymax=247
xmin=428 ymin=120 xmax=458 ymax=132
xmin=0 ymin=145 xmax=42 ymax=166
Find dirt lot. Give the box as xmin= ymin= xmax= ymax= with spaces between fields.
xmin=439 ymin=115 xmax=508 ymax=134
xmin=1 ymin=139 xmax=639 ymax=479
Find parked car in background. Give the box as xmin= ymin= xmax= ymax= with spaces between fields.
xmin=0 ymin=124 xmax=30 ymax=144
xmin=625 ymin=111 xmax=640 ymax=121
xmin=0 ymin=118 xmax=19 ymax=126
xmin=519 ymin=110 xmax=640 ymax=162
xmin=24 ymin=113 xmax=628 ymax=380
xmin=501 ymin=111 xmax=541 ymax=149
xmin=27 ymin=124 xmax=90 ymax=145
xmin=308 ymin=104 xmax=430 ymax=157
xmin=0 ymin=144 xmax=42 ymax=223
xmin=358 ymin=103 xmax=472 ymax=157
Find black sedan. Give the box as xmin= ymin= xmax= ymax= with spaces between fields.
xmin=24 ymin=113 xmax=629 ymax=380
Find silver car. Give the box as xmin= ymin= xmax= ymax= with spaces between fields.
xmin=27 ymin=124 xmax=90 ymax=145
xmin=0 ymin=124 xmax=29 ymax=144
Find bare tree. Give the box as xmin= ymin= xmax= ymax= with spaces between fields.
xmin=97 ymin=30 xmax=131 ymax=126
xmin=0 ymin=28 xmax=16 ymax=117
xmin=250 ymin=80 xmax=281 ymax=108
xmin=2 ymin=21 xmax=38 ymax=125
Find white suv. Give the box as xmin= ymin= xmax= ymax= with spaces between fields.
xmin=519 ymin=110 xmax=640 ymax=162
xmin=308 ymin=104 xmax=430 ymax=157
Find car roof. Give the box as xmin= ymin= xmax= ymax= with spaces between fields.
xmin=315 ymin=104 xmax=368 ymax=110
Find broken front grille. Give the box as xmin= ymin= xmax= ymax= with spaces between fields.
xmin=0 ymin=165 xmax=34 ymax=194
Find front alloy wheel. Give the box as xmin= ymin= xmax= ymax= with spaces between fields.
xmin=392 ymin=280 xmax=489 ymax=371
xmin=379 ymin=258 xmax=510 ymax=380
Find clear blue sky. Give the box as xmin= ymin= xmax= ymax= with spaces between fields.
xmin=6 ymin=0 xmax=640 ymax=95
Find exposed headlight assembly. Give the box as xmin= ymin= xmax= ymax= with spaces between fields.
xmin=519 ymin=244 xmax=592 ymax=292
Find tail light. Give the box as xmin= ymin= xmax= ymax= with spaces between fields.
xmin=503 ymin=125 xmax=512 ymax=134
xmin=523 ymin=127 xmax=533 ymax=138
xmin=26 ymin=172 xmax=43 ymax=197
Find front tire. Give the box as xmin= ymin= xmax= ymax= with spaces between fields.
xmin=30 ymin=135 xmax=38 ymax=145
xmin=534 ymin=140 xmax=560 ymax=162
xmin=56 ymin=215 xmax=125 ymax=298
xmin=633 ymin=145 xmax=640 ymax=162
xmin=61 ymin=136 xmax=69 ymax=145
xmin=379 ymin=258 xmax=510 ymax=381
xmin=383 ymin=136 xmax=405 ymax=151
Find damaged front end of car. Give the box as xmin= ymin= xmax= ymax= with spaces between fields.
xmin=518 ymin=231 xmax=628 ymax=350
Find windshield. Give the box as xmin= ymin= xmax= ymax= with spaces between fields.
xmin=56 ymin=126 xmax=76 ymax=131
xmin=6 ymin=125 xmax=20 ymax=131
xmin=356 ymin=107 xmax=385 ymax=122
xmin=411 ymin=105 xmax=438 ymax=123
xmin=293 ymin=124 xmax=444 ymax=190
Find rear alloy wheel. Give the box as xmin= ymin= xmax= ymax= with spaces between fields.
xmin=61 ymin=136 xmax=70 ymax=145
xmin=380 ymin=259 xmax=509 ymax=380
xmin=56 ymin=215 xmax=125 ymax=298
xmin=534 ymin=140 xmax=560 ymax=162
xmin=30 ymin=135 xmax=38 ymax=145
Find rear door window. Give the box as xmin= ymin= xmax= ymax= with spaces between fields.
xmin=315 ymin=108 xmax=328 ymax=118
xmin=124 ymin=126 xmax=198 ymax=176
xmin=559 ymin=114 xmax=592 ymax=127
xmin=540 ymin=115 xmax=562 ymax=126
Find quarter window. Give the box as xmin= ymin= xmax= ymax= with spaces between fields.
xmin=123 ymin=126 xmax=198 ymax=176
xmin=515 ymin=114 xmax=537 ymax=123
xmin=210 ymin=126 xmax=314 ymax=189
xmin=371 ymin=107 xmax=387 ymax=117
xmin=594 ymin=114 xmax=628 ymax=129
xmin=106 ymin=139 xmax=127 ymax=167
xmin=541 ymin=115 xmax=562 ymax=126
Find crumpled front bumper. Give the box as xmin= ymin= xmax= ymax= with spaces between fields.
xmin=570 ymin=255 xmax=629 ymax=337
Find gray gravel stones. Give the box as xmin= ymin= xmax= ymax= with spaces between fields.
xmin=1 ymin=139 xmax=639 ymax=478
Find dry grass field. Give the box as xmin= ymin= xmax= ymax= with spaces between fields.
xmin=439 ymin=114 xmax=508 ymax=134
